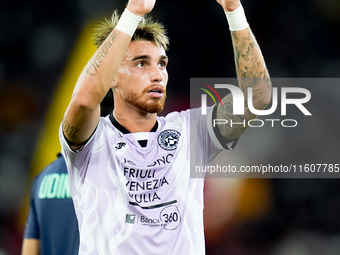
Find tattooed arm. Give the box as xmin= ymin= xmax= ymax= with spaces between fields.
xmin=62 ymin=0 xmax=155 ymax=150
xmin=216 ymin=0 xmax=271 ymax=142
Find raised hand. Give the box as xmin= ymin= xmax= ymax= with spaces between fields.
xmin=216 ymin=0 xmax=241 ymax=12
xmin=127 ymin=0 xmax=156 ymax=16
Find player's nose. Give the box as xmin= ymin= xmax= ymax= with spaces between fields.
xmin=150 ymin=64 xmax=163 ymax=83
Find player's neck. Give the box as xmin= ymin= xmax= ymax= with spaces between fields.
xmin=113 ymin=107 xmax=157 ymax=133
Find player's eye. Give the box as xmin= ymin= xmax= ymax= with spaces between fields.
xmin=158 ymin=60 xmax=167 ymax=68
xmin=136 ymin=61 xmax=146 ymax=67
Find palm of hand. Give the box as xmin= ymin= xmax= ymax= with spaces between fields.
xmin=216 ymin=0 xmax=241 ymax=12
xmin=127 ymin=0 xmax=156 ymax=16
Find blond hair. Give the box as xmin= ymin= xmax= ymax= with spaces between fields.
xmin=92 ymin=10 xmax=169 ymax=50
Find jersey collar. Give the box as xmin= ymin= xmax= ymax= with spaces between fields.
xmin=109 ymin=113 xmax=158 ymax=134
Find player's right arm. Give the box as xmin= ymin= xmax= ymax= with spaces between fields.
xmin=215 ymin=0 xmax=271 ymax=143
xmin=21 ymin=239 xmax=40 ymax=255
xmin=62 ymin=0 xmax=155 ymax=150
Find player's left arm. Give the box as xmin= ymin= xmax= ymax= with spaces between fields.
xmin=215 ymin=0 xmax=272 ymax=142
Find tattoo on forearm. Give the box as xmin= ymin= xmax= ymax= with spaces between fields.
xmin=216 ymin=29 xmax=271 ymax=140
xmin=231 ymin=29 xmax=271 ymax=110
xmin=86 ymin=30 xmax=119 ymax=76
xmin=231 ymin=30 xmax=269 ymax=80
xmin=62 ymin=117 xmax=80 ymax=138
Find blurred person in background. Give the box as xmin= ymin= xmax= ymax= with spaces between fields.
xmin=21 ymin=153 xmax=79 ymax=255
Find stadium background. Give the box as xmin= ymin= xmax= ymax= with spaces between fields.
xmin=0 ymin=0 xmax=340 ymax=254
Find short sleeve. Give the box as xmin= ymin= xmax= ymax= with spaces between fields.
xmin=206 ymin=105 xmax=239 ymax=150
xmin=23 ymin=180 xmax=39 ymax=239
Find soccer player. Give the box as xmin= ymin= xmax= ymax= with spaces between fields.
xmin=59 ymin=0 xmax=271 ymax=254
xmin=21 ymin=153 xmax=79 ymax=255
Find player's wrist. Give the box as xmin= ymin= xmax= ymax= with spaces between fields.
xmin=115 ymin=8 xmax=143 ymax=37
xmin=224 ymin=4 xmax=249 ymax=31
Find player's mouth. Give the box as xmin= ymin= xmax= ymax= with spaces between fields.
xmin=146 ymin=86 xmax=164 ymax=99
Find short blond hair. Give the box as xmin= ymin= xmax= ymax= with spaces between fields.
xmin=92 ymin=10 xmax=169 ymax=50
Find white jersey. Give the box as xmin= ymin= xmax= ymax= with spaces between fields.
xmin=59 ymin=107 xmax=232 ymax=255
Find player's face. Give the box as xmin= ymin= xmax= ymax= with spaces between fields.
xmin=113 ymin=40 xmax=168 ymax=113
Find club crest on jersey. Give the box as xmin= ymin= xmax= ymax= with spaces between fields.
xmin=157 ymin=130 xmax=181 ymax=151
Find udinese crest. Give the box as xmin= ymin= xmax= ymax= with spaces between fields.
xmin=157 ymin=129 xmax=181 ymax=151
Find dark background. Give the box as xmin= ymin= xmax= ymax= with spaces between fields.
xmin=0 ymin=0 xmax=339 ymax=254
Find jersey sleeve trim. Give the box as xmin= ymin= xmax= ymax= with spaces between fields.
xmin=60 ymin=124 xmax=98 ymax=154
xmin=207 ymin=105 xmax=239 ymax=150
